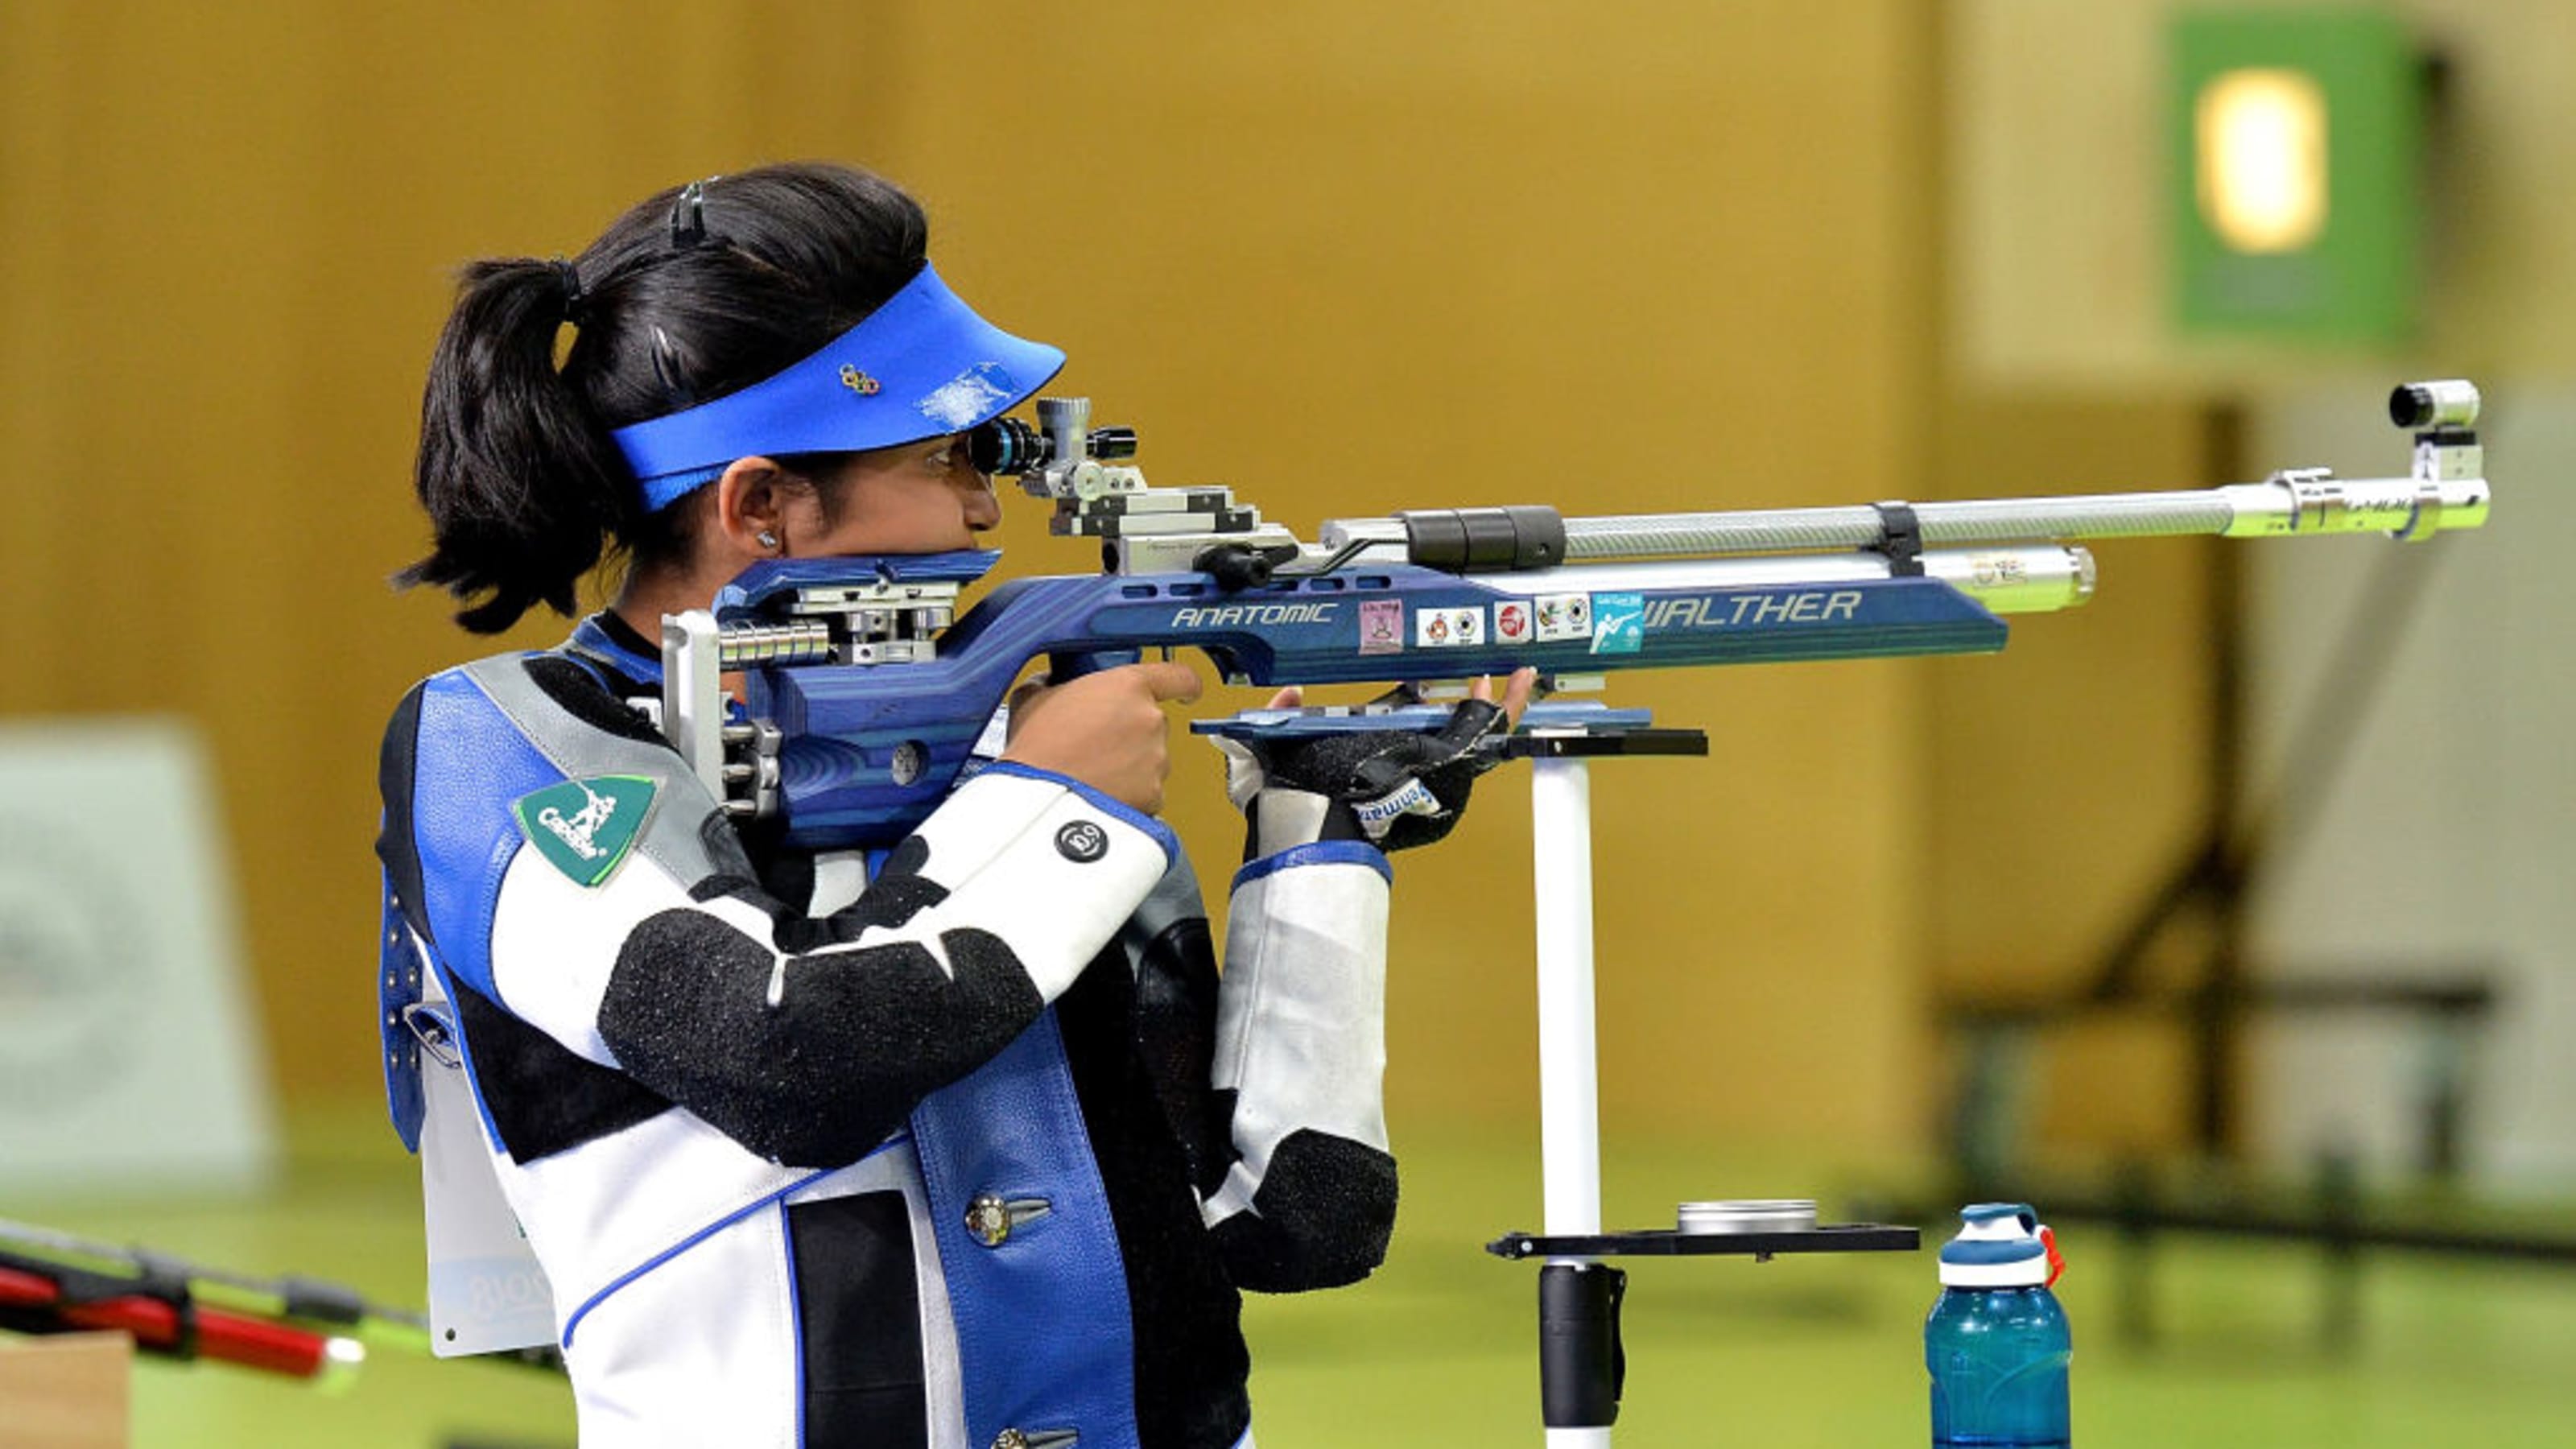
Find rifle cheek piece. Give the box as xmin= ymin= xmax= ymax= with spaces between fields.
xmin=1394 ymin=506 xmax=1567 ymax=573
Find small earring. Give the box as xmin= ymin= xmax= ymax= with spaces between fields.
xmin=758 ymin=530 xmax=780 ymax=551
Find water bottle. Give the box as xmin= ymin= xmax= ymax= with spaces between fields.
xmin=1926 ymin=1203 xmax=2070 ymax=1448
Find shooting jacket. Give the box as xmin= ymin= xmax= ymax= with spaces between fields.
xmin=377 ymin=613 xmax=1397 ymax=1449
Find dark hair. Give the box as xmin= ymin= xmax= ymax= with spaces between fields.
xmin=401 ymin=163 xmax=931 ymax=632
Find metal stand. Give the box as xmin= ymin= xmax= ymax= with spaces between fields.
xmin=1488 ymin=724 xmax=1918 ymax=1443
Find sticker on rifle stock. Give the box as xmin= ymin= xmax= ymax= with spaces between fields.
xmin=1359 ymin=600 xmax=1405 ymax=654
xmin=1493 ymin=600 xmax=1534 ymax=645
xmin=1589 ymin=593 xmax=1645 ymax=654
xmin=1534 ymin=593 xmax=1591 ymax=642
xmin=1415 ymin=607 xmax=1484 ymax=648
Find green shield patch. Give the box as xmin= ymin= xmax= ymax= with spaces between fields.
xmin=512 ymin=775 xmax=658 ymax=888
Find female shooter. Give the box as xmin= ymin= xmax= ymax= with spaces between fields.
xmin=378 ymin=163 xmax=1527 ymax=1449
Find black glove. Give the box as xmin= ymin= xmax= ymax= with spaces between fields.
xmin=1213 ymin=700 xmax=1511 ymax=857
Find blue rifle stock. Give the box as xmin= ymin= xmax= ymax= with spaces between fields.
xmin=660 ymin=385 xmax=2490 ymax=852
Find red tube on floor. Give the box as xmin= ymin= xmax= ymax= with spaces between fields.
xmin=0 ymin=1264 xmax=332 ymax=1378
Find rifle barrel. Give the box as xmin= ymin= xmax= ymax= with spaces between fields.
xmin=1560 ymin=472 xmax=2487 ymax=560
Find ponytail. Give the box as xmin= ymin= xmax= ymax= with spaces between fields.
xmin=398 ymin=163 xmax=931 ymax=634
xmin=401 ymin=258 xmax=639 ymax=633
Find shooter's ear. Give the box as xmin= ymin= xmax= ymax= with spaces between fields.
xmin=713 ymin=456 xmax=791 ymax=559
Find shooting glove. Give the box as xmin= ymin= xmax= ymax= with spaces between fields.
xmin=1213 ymin=700 xmax=1510 ymax=857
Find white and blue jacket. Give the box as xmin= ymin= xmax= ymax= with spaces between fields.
xmin=377 ymin=614 xmax=1398 ymax=1449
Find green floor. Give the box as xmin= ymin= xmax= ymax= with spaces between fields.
xmin=14 ymin=1113 xmax=2576 ymax=1447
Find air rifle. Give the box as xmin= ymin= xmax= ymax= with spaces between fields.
xmin=658 ymin=381 xmax=2489 ymax=851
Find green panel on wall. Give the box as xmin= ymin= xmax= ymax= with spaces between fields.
xmin=2170 ymin=9 xmax=2418 ymax=342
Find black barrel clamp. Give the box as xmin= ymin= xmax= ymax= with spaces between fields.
xmin=1870 ymin=500 xmax=1926 ymax=577
xmin=1394 ymin=506 xmax=1568 ymax=573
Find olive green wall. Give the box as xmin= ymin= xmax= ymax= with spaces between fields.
xmin=872 ymin=2 xmax=1951 ymax=1150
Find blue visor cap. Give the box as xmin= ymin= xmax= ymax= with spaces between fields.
xmin=610 ymin=262 xmax=1067 ymax=511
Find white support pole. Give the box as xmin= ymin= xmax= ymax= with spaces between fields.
xmin=1532 ymin=754 xmax=1603 ymax=1236
xmin=1530 ymin=752 xmax=1612 ymax=1449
